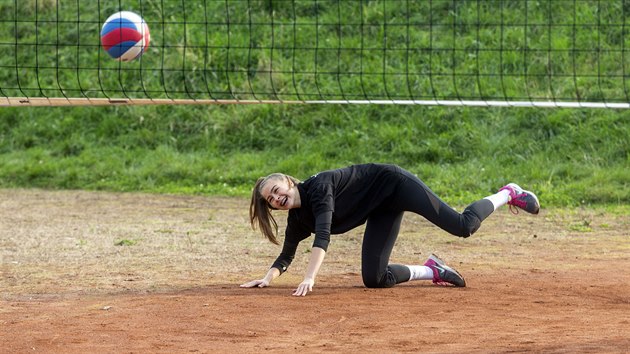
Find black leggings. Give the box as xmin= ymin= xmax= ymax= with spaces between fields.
xmin=361 ymin=169 xmax=494 ymax=288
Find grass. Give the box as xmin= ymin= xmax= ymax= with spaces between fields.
xmin=114 ymin=239 xmax=139 ymax=247
xmin=0 ymin=1 xmax=628 ymax=206
xmin=1 ymin=103 xmax=627 ymax=206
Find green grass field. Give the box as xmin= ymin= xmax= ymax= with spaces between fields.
xmin=0 ymin=1 xmax=628 ymax=206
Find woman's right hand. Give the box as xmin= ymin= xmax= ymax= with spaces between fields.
xmin=240 ymin=268 xmax=279 ymax=289
xmin=240 ymin=278 xmax=270 ymax=288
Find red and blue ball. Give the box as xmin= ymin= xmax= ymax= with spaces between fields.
xmin=100 ymin=11 xmax=150 ymax=61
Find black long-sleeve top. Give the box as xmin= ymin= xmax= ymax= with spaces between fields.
xmin=270 ymin=163 xmax=405 ymax=274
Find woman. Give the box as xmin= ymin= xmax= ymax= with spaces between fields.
xmin=241 ymin=163 xmax=539 ymax=296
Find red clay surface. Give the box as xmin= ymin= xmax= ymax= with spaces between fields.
xmin=1 ymin=189 xmax=629 ymax=353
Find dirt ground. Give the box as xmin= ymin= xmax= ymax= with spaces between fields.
xmin=1 ymin=188 xmax=629 ymax=353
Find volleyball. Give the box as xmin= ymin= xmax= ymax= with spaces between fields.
xmin=100 ymin=11 xmax=150 ymax=61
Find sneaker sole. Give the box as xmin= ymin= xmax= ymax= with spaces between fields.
xmin=428 ymin=254 xmax=445 ymax=265
xmin=525 ymin=189 xmax=540 ymax=214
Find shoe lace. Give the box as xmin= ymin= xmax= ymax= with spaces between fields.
xmin=507 ymin=193 xmax=528 ymax=215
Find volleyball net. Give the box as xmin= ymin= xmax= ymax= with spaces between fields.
xmin=2 ymin=0 xmax=630 ymax=108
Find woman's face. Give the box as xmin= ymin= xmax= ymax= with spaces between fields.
xmin=260 ymin=175 xmax=299 ymax=210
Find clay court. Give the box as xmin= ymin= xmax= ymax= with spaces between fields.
xmin=1 ymin=189 xmax=628 ymax=353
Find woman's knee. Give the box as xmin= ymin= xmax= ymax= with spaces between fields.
xmin=454 ymin=222 xmax=478 ymax=238
xmin=459 ymin=211 xmax=482 ymax=237
xmin=361 ymin=267 xmax=388 ymax=288
xmin=361 ymin=268 xmax=397 ymax=288
xmin=362 ymin=275 xmax=387 ymax=288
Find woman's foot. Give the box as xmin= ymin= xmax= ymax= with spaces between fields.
xmin=424 ymin=254 xmax=466 ymax=287
xmin=499 ymin=183 xmax=540 ymax=215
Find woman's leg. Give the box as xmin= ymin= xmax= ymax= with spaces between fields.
xmin=391 ymin=170 xmax=495 ymax=238
xmin=361 ymin=210 xmax=411 ymax=288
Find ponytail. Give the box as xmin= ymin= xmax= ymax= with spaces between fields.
xmin=249 ymin=173 xmax=300 ymax=245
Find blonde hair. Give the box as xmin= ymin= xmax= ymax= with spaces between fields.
xmin=249 ymin=173 xmax=300 ymax=245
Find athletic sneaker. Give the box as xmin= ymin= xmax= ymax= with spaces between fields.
xmin=423 ymin=254 xmax=466 ymax=287
xmin=499 ymin=183 xmax=540 ymax=215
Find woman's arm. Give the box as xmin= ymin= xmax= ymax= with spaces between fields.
xmin=292 ymin=246 xmax=326 ymax=296
xmin=240 ymin=267 xmax=281 ymax=288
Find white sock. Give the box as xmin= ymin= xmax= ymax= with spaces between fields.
xmin=484 ymin=189 xmax=511 ymax=211
xmin=407 ymin=265 xmax=434 ymax=281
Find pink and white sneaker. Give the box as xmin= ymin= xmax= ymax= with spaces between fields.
xmin=424 ymin=254 xmax=466 ymax=287
xmin=499 ymin=183 xmax=540 ymax=215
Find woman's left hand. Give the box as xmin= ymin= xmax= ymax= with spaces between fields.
xmin=292 ymin=278 xmax=314 ymax=296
